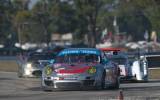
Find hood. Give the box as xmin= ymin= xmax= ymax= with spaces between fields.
xmin=53 ymin=63 xmax=96 ymax=74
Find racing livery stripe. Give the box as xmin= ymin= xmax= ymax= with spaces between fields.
xmin=58 ymin=66 xmax=90 ymax=74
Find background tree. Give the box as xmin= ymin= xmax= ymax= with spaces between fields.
xmin=0 ymin=0 xmax=15 ymax=46
xmin=74 ymin=0 xmax=106 ymax=47
xmin=0 ymin=0 xmax=160 ymax=47
xmin=117 ymin=0 xmax=160 ymax=40
xmin=12 ymin=0 xmax=31 ymax=44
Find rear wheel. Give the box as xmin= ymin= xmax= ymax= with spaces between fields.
xmin=143 ymin=75 xmax=148 ymax=83
xmin=112 ymin=77 xmax=120 ymax=89
xmin=42 ymin=87 xmax=52 ymax=92
xmin=17 ymin=69 xmax=23 ymax=78
xmin=17 ymin=72 xmax=22 ymax=78
xmin=96 ymin=72 xmax=106 ymax=90
xmin=101 ymin=72 xmax=106 ymax=89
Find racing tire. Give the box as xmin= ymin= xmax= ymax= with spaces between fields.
xmin=142 ymin=75 xmax=149 ymax=83
xmin=134 ymin=75 xmax=148 ymax=83
xmin=101 ymin=72 xmax=106 ymax=89
xmin=42 ymin=87 xmax=52 ymax=92
xmin=112 ymin=77 xmax=120 ymax=89
xmin=17 ymin=71 xmax=23 ymax=78
xmin=96 ymin=72 xmax=106 ymax=90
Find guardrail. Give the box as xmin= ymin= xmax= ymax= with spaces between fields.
xmin=0 ymin=56 xmax=17 ymax=60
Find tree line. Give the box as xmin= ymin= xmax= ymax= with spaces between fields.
xmin=0 ymin=0 xmax=160 ymax=47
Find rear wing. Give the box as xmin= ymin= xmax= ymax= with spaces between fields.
xmin=99 ymin=48 xmax=121 ymax=51
xmin=98 ymin=47 xmax=126 ymax=55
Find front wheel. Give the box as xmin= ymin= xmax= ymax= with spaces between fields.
xmin=17 ymin=72 xmax=22 ymax=78
xmin=17 ymin=69 xmax=23 ymax=78
xmin=42 ymin=86 xmax=53 ymax=92
xmin=96 ymin=72 xmax=106 ymax=90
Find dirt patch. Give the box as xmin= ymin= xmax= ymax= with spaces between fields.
xmin=149 ymin=68 xmax=160 ymax=79
xmin=0 ymin=60 xmax=18 ymax=72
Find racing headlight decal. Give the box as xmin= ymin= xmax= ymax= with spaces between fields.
xmin=44 ymin=66 xmax=53 ymax=76
xmin=88 ymin=67 xmax=96 ymax=74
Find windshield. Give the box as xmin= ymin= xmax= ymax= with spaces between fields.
xmin=55 ymin=53 xmax=100 ymax=63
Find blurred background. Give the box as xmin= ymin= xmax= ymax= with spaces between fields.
xmin=0 ymin=0 xmax=160 ymax=55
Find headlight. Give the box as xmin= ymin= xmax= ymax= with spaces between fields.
xmin=26 ymin=63 xmax=32 ymax=68
xmin=105 ymin=69 xmax=110 ymax=73
xmin=88 ymin=67 xmax=96 ymax=74
xmin=44 ymin=66 xmax=53 ymax=76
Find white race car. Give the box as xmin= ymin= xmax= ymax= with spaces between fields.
xmin=131 ymin=55 xmax=148 ymax=82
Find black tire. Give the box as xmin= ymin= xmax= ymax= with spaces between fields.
xmin=101 ymin=72 xmax=106 ymax=89
xmin=17 ymin=66 xmax=23 ymax=78
xmin=96 ymin=71 xmax=106 ymax=90
xmin=17 ymin=71 xmax=23 ymax=78
xmin=112 ymin=77 xmax=120 ymax=89
xmin=143 ymin=75 xmax=148 ymax=83
xmin=43 ymin=89 xmax=52 ymax=92
xmin=42 ymin=87 xmax=52 ymax=92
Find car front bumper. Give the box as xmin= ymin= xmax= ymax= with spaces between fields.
xmin=42 ymin=80 xmax=95 ymax=90
xmin=41 ymin=75 xmax=96 ymax=90
xmin=23 ymin=68 xmax=42 ymax=77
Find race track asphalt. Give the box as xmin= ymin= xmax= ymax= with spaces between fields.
xmin=0 ymin=71 xmax=160 ymax=100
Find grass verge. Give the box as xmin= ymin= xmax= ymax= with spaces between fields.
xmin=0 ymin=60 xmax=18 ymax=72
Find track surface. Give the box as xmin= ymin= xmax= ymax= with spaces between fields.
xmin=0 ymin=72 xmax=160 ymax=100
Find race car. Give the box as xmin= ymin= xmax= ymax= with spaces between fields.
xmin=99 ymin=48 xmax=133 ymax=81
xmin=17 ymin=52 xmax=55 ymax=78
xmin=99 ymin=47 xmax=148 ymax=82
xmin=41 ymin=48 xmax=120 ymax=91
xmin=107 ymin=53 xmax=132 ymax=81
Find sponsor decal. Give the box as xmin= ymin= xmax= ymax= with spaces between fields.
xmin=87 ymin=67 xmax=96 ymax=74
xmin=58 ymin=49 xmax=100 ymax=56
